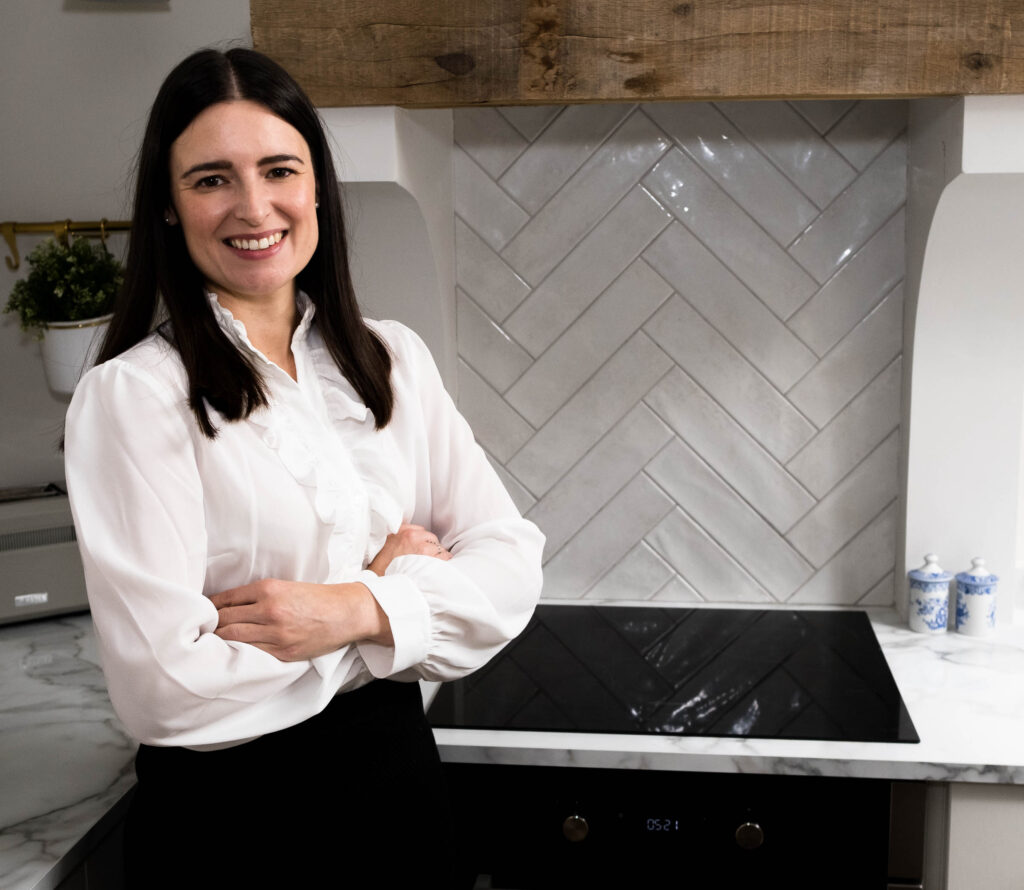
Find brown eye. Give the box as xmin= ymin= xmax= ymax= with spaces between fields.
xmin=195 ymin=175 xmax=227 ymax=189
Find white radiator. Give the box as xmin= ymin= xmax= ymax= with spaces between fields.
xmin=0 ymin=489 xmax=88 ymax=624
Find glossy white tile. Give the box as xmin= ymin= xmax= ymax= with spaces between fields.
xmin=454 ymin=107 xmax=528 ymax=179
xmin=645 ymin=297 xmax=816 ymax=462
xmin=527 ymin=403 xmax=674 ymax=557
xmin=787 ymin=502 xmax=898 ymax=604
xmin=505 ymin=259 xmax=672 ymax=427
xmin=788 ymin=210 xmax=905 ymax=356
xmin=453 ymin=145 xmax=529 ymax=251
xmin=643 ymin=154 xmax=819 ymax=320
xmin=786 ymin=432 xmax=900 ymax=567
xmin=487 ymin=454 xmax=536 ymax=515
xmin=541 ymin=474 xmax=674 ymax=598
xmin=649 ymin=573 xmax=704 ymax=603
xmin=787 ymin=358 xmax=902 ymax=499
xmin=643 ymin=222 xmax=817 ymax=390
xmin=500 ymin=110 xmax=671 ymax=285
xmin=787 ymin=286 xmax=903 ymax=428
xmin=585 ymin=541 xmax=676 ymax=601
xmin=858 ymin=572 xmax=895 ymax=607
xmin=646 ymin=508 xmax=774 ymax=603
xmin=645 ymin=368 xmax=815 ymax=533
xmin=504 ymin=186 xmax=672 ymax=356
xmin=790 ymin=100 xmax=857 ymax=134
xmin=455 ymin=359 xmax=534 ymax=464
xmin=451 ymin=99 xmax=908 ymax=609
xmin=646 ymin=438 xmax=815 ymax=599
xmin=645 ymin=102 xmax=819 ymax=245
xmin=456 ymin=289 xmax=533 ymax=394
xmin=454 ymin=217 xmax=532 ymax=322
xmin=716 ymin=101 xmax=858 ymax=209
xmin=499 ymin=103 xmax=634 ymax=213
xmin=827 ymin=100 xmax=908 ymax=170
xmin=788 ymin=137 xmax=907 ymax=283
xmin=497 ymin=105 xmax=562 ymax=140
xmin=507 ymin=332 xmax=673 ymax=496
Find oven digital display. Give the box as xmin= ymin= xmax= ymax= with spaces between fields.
xmin=644 ymin=817 xmax=680 ymax=832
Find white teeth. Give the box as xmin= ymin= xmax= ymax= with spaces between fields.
xmin=229 ymin=232 xmax=283 ymax=251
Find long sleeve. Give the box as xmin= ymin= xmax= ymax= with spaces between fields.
xmin=356 ymin=322 xmax=545 ymax=681
xmin=65 ymin=357 xmax=352 ymax=749
xmin=66 ymin=314 xmax=544 ymax=749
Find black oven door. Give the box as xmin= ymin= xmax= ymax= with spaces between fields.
xmin=447 ymin=763 xmax=897 ymax=890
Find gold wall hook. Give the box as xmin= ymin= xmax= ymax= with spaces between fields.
xmin=1 ymin=219 xmax=131 ymax=270
xmin=1 ymin=222 xmax=18 ymax=271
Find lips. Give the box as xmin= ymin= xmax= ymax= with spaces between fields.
xmin=226 ymin=231 xmax=285 ymax=251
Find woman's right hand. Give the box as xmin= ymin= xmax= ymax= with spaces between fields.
xmin=368 ymin=523 xmax=451 ymax=577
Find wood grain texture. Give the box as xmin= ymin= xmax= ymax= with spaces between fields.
xmin=250 ymin=0 xmax=1024 ymax=106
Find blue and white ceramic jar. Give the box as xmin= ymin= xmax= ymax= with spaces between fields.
xmin=907 ymin=554 xmax=952 ymax=634
xmin=955 ymin=558 xmax=998 ymax=636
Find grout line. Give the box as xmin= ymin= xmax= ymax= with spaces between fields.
xmin=781 ymin=279 xmax=904 ymax=417
xmin=454 ymin=107 xmax=532 ymax=180
xmin=710 ymin=99 xmax=855 ymax=212
xmin=783 ymin=353 xmax=904 ymax=477
xmin=784 ymin=200 xmax=908 ymax=341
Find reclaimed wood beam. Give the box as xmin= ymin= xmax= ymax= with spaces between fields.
xmin=250 ymin=0 xmax=1024 ymax=107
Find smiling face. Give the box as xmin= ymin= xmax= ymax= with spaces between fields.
xmin=167 ymin=99 xmax=318 ymax=313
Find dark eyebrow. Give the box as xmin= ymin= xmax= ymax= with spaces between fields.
xmin=180 ymin=160 xmax=232 ymax=180
xmin=178 ymin=155 xmax=305 ymax=180
xmin=259 ymin=154 xmax=305 ymax=167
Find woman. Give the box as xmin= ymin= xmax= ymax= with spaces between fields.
xmin=64 ymin=47 xmax=544 ymax=887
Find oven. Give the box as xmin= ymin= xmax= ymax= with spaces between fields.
xmin=428 ymin=605 xmax=925 ymax=889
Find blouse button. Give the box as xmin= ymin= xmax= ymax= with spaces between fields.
xmin=262 ymin=430 xmax=279 ymax=448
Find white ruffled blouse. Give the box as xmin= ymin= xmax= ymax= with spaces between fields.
xmin=64 ymin=293 xmax=544 ymax=749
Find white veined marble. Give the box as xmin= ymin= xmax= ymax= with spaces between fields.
xmin=434 ymin=605 xmax=1024 ymax=785
xmin=5 ymin=606 xmax=1024 ymax=890
xmin=0 ymin=615 xmax=135 ymax=890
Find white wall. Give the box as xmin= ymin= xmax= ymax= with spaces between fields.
xmin=0 ymin=0 xmax=251 ymax=489
xmin=904 ymin=96 xmax=1024 ymax=621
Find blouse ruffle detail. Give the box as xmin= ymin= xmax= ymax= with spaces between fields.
xmin=208 ymin=291 xmax=374 ymax=582
xmin=306 ymin=335 xmax=405 ymax=567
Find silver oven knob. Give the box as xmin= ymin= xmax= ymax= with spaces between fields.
xmin=562 ymin=813 xmax=589 ymax=842
xmin=735 ymin=821 xmax=764 ymax=850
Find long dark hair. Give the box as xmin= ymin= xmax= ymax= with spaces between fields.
xmin=97 ymin=48 xmax=393 ymax=436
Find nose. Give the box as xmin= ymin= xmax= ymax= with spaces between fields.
xmin=234 ymin=176 xmax=270 ymax=225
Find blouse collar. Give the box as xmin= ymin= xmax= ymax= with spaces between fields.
xmin=206 ymin=290 xmax=317 ymax=366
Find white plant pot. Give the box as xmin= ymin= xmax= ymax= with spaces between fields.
xmin=40 ymin=314 xmax=112 ymax=395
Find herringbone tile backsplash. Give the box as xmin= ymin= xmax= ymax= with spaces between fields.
xmin=454 ymin=100 xmax=906 ymax=607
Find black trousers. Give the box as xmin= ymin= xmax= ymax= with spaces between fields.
xmin=124 ymin=680 xmax=461 ymax=888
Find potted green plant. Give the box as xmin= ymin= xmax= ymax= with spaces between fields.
xmin=4 ymin=237 xmax=123 ymax=394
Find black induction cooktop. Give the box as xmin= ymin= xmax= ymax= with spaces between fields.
xmin=428 ymin=606 xmax=919 ymax=744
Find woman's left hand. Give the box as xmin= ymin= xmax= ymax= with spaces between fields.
xmin=211 ymin=579 xmax=392 ymax=661
xmin=368 ymin=522 xmax=451 ymax=577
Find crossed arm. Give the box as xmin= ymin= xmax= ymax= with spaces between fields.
xmin=211 ymin=523 xmax=451 ymax=660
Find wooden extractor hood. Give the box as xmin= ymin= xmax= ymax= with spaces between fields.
xmin=250 ymin=0 xmax=1024 ymax=107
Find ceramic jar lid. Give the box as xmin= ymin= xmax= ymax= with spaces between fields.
xmin=956 ymin=557 xmax=998 ymax=586
xmin=908 ymin=553 xmax=953 ymax=583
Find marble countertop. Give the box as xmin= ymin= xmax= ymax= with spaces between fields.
xmin=0 ymin=614 xmax=136 ymax=890
xmin=3 ymin=607 xmax=1024 ymax=889
xmin=434 ymin=608 xmax=1024 ymax=783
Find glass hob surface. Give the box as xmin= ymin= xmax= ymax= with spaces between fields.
xmin=428 ymin=606 xmax=919 ymax=744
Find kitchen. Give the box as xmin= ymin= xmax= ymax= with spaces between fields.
xmin=3 ymin=1 xmax=1024 ymax=887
